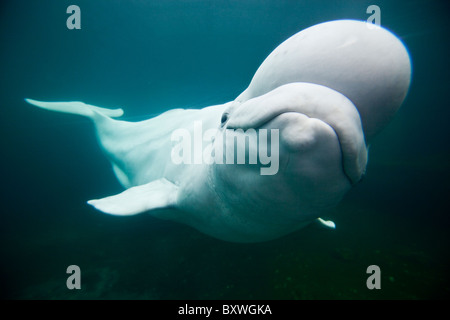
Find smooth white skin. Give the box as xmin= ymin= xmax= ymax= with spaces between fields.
xmin=237 ymin=20 xmax=411 ymax=142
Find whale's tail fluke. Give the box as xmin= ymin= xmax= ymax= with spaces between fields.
xmin=24 ymin=98 xmax=124 ymax=119
xmin=25 ymin=98 xmax=133 ymax=187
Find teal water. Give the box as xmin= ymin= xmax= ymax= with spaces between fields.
xmin=0 ymin=0 xmax=449 ymax=299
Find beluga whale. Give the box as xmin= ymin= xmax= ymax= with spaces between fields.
xmin=26 ymin=20 xmax=411 ymax=242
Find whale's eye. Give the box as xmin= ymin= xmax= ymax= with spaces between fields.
xmin=220 ymin=113 xmax=229 ymax=126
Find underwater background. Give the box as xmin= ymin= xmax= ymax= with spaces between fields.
xmin=0 ymin=0 xmax=449 ymax=299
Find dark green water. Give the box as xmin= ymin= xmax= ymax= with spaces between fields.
xmin=0 ymin=0 xmax=449 ymax=299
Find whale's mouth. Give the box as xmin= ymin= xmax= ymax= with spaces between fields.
xmin=225 ymin=83 xmax=368 ymax=184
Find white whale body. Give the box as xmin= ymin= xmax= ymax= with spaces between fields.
xmin=26 ymin=20 xmax=411 ymax=242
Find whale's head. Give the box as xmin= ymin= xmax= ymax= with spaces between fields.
xmin=236 ymin=20 xmax=412 ymax=143
xmin=186 ymin=20 xmax=411 ymax=239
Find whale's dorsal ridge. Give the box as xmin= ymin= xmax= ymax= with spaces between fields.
xmin=87 ymin=178 xmax=179 ymax=216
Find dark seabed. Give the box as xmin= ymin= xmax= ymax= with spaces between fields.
xmin=0 ymin=0 xmax=449 ymax=299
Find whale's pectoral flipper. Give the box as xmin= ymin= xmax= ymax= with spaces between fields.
xmin=25 ymin=98 xmax=124 ymax=118
xmin=87 ymin=178 xmax=179 ymax=216
xmin=317 ymin=217 xmax=336 ymax=229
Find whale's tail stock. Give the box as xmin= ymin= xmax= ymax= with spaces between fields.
xmin=24 ymin=98 xmax=183 ymax=217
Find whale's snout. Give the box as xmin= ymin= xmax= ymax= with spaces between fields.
xmin=227 ymin=83 xmax=367 ymax=184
